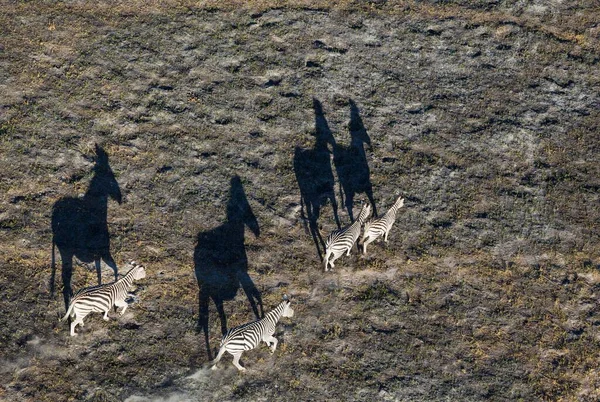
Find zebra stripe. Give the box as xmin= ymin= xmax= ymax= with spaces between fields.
xmin=61 ymin=261 xmax=146 ymax=336
xmin=361 ymin=196 xmax=404 ymax=255
xmin=210 ymin=298 xmax=294 ymax=371
xmin=324 ymin=203 xmax=372 ymax=271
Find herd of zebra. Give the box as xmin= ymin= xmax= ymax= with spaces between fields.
xmin=324 ymin=195 xmax=405 ymax=271
xmin=59 ymin=195 xmax=405 ymax=371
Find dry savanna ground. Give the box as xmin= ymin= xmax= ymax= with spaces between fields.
xmin=1 ymin=1 xmax=599 ymax=401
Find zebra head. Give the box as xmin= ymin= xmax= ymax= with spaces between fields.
xmin=394 ymin=196 xmax=405 ymax=210
xmin=281 ymin=299 xmax=294 ymax=318
xmin=129 ymin=261 xmax=147 ymax=280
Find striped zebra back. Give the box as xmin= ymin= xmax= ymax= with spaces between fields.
xmin=220 ymin=300 xmax=293 ymax=349
xmin=75 ymin=262 xmax=144 ymax=298
xmin=326 ymin=203 xmax=372 ymax=245
xmin=364 ymin=196 xmax=404 ymax=236
xmin=65 ymin=262 xmax=146 ymax=317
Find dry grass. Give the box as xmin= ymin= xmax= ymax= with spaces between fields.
xmin=4 ymin=0 xmax=598 ymax=50
xmin=1 ymin=1 xmax=599 ymax=400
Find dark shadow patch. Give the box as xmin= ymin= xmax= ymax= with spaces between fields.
xmin=333 ymin=99 xmax=377 ymax=221
xmin=51 ymin=144 xmax=122 ymax=310
xmin=194 ymin=176 xmax=263 ymax=360
xmin=294 ymin=98 xmax=341 ymax=259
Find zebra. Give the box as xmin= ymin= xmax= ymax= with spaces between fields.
xmin=324 ymin=202 xmax=372 ymax=271
xmin=210 ymin=297 xmax=294 ymax=372
xmin=61 ymin=261 xmax=146 ymax=336
xmin=361 ymin=196 xmax=405 ymax=255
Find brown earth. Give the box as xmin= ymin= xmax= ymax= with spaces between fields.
xmin=1 ymin=1 xmax=599 ymax=401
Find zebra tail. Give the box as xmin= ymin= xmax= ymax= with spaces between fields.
xmin=61 ymin=300 xmax=75 ymax=322
xmin=208 ymin=344 xmax=226 ymax=366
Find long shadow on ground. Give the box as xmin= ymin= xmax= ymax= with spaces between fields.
xmin=333 ymin=99 xmax=377 ymax=221
xmin=294 ymin=98 xmax=341 ymax=259
xmin=50 ymin=144 xmax=122 ymax=310
xmin=194 ymin=175 xmax=264 ymax=360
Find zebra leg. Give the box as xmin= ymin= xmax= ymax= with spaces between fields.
xmin=332 ymin=249 xmax=346 ymax=268
xmin=71 ymin=314 xmax=83 ymax=336
xmin=324 ymin=250 xmax=331 ymax=271
xmin=264 ymin=335 xmax=278 ymax=354
xmin=231 ymin=352 xmax=246 ymax=372
xmin=115 ymin=298 xmax=128 ymax=315
xmin=70 ymin=320 xmax=78 ymax=336
xmin=103 ymin=309 xmax=110 ymax=321
xmin=384 ymin=231 xmax=389 ymax=242
xmin=364 ymin=236 xmax=376 ymax=255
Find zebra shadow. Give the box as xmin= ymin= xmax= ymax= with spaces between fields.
xmin=293 ymin=98 xmax=341 ymax=259
xmin=51 ymin=144 xmax=122 ymax=310
xmin=194 ymin=176 xmax=263 ymax=360
xmin=333 ymin=99 xmax=377 ymax=221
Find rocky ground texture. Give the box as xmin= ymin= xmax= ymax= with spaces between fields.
xmin=1 ymin=1 xmax=599 ymax=401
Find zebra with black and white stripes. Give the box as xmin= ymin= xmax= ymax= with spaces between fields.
xmin=210 ymin=297 xmax=294 ymax=372
xmin=61 ymin=261 xmax=146 ymax=336
xmin=324 ymin=202 xmax=372 ymax=271
xmin=361 ymin=196 xmax=405 ymax=255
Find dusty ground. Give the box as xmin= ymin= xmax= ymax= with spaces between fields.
xmin=1 ymin=1 xmax=599 ymax=401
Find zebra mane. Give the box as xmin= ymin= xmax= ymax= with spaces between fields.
xmin=73 ymin=282 xmax=106 ymax=297
xmin=389 ymin=196 xmax=404 ymax=215
xmin=267 ymin=300 xmax=289 ymax=317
